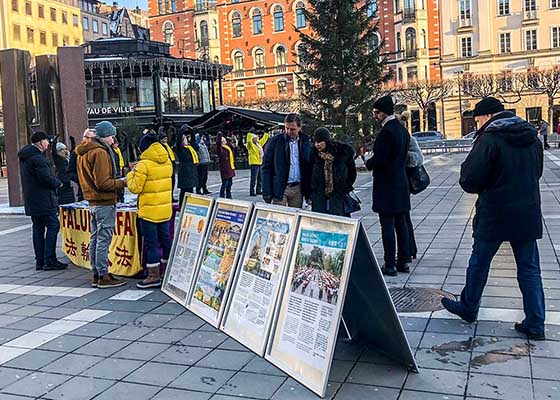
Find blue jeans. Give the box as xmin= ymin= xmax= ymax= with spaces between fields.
xmin=139 ymin=219 xmax=171 ymax=265
xmin=249 ymin=165 xmax=262 ymax=195
xmin=90 ymin=205 xmax=116 ymax=276
xmin=31 ymin=213 xmax=60 ymax=265
xmin=461 ymin=238 xmax=546 ymax=333
xmin=220 ymin=178 xmax=232 ymax=198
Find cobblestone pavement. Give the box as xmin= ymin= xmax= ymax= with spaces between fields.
xmin=0 ymin=150 xmax=559 ymax=400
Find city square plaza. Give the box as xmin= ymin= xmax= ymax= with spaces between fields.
xmin=0 ymin=150 xmax=559 ymax=400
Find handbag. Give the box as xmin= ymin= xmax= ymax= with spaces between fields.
xmin=343 ymin=191 xmax=361 ymax=214
xmin=407 ymin=165 xmax=430 ymax=195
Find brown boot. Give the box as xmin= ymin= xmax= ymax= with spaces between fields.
xmin=97 ymin=274 xmax=127 ymax=289
xmin=91 ymin=272 xmax=99 ymax=288
xmin=137 ymin=265 xmax=161 ymax=289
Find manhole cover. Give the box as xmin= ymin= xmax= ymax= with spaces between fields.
xmin=389 ymin=287 xmax=456 ymax=313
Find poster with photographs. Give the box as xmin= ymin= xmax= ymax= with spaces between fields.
xmin=266 ymin=213 xmax=358 ymax=397
xmin=222 ymin=206 xmax=298 ymax=355
xmin=187 ymin=200 xmax=252 ymax=327
xmin=162 ymin=195 xmax=213 ymax=304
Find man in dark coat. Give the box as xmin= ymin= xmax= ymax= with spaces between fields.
xmin=262 ymin=113 xmax=312 ymax=208
xmin=310 ymin=127 xmax=357 ymax=216
xmin=18 ymin=132 xmax=67 ymax=271
xmin=175 ymin=125 xmax=199 ymax=206
xmin=442 ymin=97 xmax=546 ymax=340
xmin=365 ymin=95 xmax=411 ymax=276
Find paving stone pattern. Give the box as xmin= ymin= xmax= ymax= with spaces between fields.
xmin=0 ymin=152 xmax=559 ymax=399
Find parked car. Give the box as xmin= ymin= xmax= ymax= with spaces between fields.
xmin=462 ymin=131 xmax=477 ymax=139
xmin=412 ymin=131 xmax=444 ymax=141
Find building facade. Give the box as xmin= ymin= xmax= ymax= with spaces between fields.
xmin=0 ymin=0 xmax=84 ymax=56
xmin=80 ymin=0 xmax=110 ymax=42
xmin=440 ymin=0 xmax=560 ymax=137
xmin=98 ymin=2 xmax=151 ymax=39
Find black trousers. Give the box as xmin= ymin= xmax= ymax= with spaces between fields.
xmin=379 ymin=212 xmax=410 ymax=267
xmin=197 ymin=164 xmax=209 ymax=193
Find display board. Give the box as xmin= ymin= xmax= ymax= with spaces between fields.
xmin=162 ymin=195 xmax=214 ymax=305
xmin=221 ymin=205 xmax=299 ymax=355
xmin=266 ymin=213 xmax=359 ymax=397
xmin=187 ymin=199 xmax=253 ymax=327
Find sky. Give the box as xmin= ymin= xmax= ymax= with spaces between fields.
xmin=113 ymin=0 xmax=148 ymax=10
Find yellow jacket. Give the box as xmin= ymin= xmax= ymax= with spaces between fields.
xmin=126 ymin=142 xmax=173 ymax=223
xmin=246 ymin=132 xmax=269 ymax=166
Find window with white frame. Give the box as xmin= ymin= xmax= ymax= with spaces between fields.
xmin=163 ymin=21 xmax=174 ymax=46
xmin=367 ymin=0 xmax=378 ymax=17
xmin=459 ymin=0 xmax=471 ymax=19
xmin=253 ymin=9 xmax=263 ymax=34
xmin=236 ymin=85 xmax=245 ymax=98
xmin=461 ymin=36 xmax=472 ymax=57
xmin=256 ymin=82 xmax=266 ymax=97
xmin=553 ymin=0 xmax=560 ymax=9
xmin=233 ymin=51 xmax=244 ymax=70
xmin=232 ymin=11 xmax=242 ymax=37
xmin=275 ymin=45 xmax=287 ymax=65
xmin=295 ymin=2 xmax=306 ymax=28
xmin=254 ymin=48 xmax=265 ymax=68
xmin=278 ymin=80 xmax=288 ymax=95
xmin=525 ymin=29 xmax=537 ymax=50
xmin=498 ymin=0 xmax=510 ymax=16
xmin=499 ymin=33 xmax=511 ymax=53
xmin=524 ymin=0 xmax=536 ymax=11
xmin=274 ymin=5 xmax=284 ymax=32
xmin=552 ymin=27 xmax=560 ymax=48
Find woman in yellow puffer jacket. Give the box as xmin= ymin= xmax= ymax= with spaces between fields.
xmin=127 ymin=134 xmax=173 ymax=289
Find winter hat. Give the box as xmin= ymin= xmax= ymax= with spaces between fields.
xmin=56 ymin=142 xmax=67 ymax=152
xmin=373 ymin=95 xmax=394 ymax=116
xmin=139 ymin=133 xmax=159 ymax=153
xmin=473 ymin=97 xmax=505 ymax=117
xmin=95 ymin=121 xmax=116 ymax=138
xmin=314 ymin=127 xmax=331 ymax=143
xmin=31 ymin=131 xmax=49 ymax=143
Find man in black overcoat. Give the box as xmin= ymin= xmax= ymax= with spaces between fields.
xmin=365 ymin=96 xmax=411 ymax=276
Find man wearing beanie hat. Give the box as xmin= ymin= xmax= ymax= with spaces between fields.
xmin=442 ymin=97 xmax=546 ymax=340
xmin=76 ymin=121 xmax=127 ymax=289
xmin=18 ymin=132 xmax=68 ymax=271
xmin=364 ymin=95 xmax=413 ymax=276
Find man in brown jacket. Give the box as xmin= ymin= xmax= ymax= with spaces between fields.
xmin=77 ymin=121 xmax=127 ymax=288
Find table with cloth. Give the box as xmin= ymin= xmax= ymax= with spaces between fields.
xmin=59 ymin=201 xmax=178 ymax=277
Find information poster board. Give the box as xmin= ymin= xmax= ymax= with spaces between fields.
xmin=265 ymin=213 xmax=359 ymax=397
xmin=187 ymin=200 xmax=253 ymax=327
xmin=162 ymin=195 xmax=214 ymax=305
xmin=221 ymin=205 xmax=299 ymax=355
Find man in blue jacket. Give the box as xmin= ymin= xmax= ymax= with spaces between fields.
xmin=262 ymin=113 xmax=311 ymax=208
xmin=442 ymin=97 xmax=546 ymax=340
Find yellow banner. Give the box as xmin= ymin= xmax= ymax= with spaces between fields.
xmin=59 ymin=206 xmax=142 ymax=277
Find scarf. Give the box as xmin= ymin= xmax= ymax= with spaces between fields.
xmin=223 ymin=144 xmax=235 ymax=170
xmin=185 ymin=145 xmax=199 ymax=164
xmin=318 ymin=150 xmax=335 ymax=197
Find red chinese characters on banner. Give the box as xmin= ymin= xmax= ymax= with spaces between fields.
xmin=81 ymin=243 xmax=90 ymax=262
xmin=65 ymin=238 xmax=77 ymax=256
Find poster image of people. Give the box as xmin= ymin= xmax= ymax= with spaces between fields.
xmin=290 ymin=229 xmax=348 ymax=306
xmin=244 ymin=218 xmax=289 ymax=281
xmin=192 ymin=207 xmax=246 ymax=314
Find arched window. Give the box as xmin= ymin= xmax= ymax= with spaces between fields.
xmin=367 ymin=0 xmax=378 ymax=17
xmin=273 ymin=5 xmax=284 ymax=32
xmin=163 ymin=21 xmax=174 ymax=46
xmin=405 ymin=27 xmax=417 ymax=57
xmin=278 ymin=80 xmax=288 ymax=95
xmin=368 ymin=32 xmax=381 ymax=53
xmin=233 ymin=51 xmax=244 ymax=70
xmin=254 ymin=48 xmax=265 ymax=68
xmin=275 ymin=45 xmax=287 ymax=65
xmin=421 ymin=29 xmax=426 ymax=48
xmin=253 ymin=9 xmax=263 ymax=34
xmin=200 ymin=20 xmax=209 ymax=46
xmin=211 ymin=20 xmax=218 ymax=39
xmin=295 ymin=2 xmax=306 ymax=28
xmin=232 ymin=11 xmax=242 ymax=37
xmin=404 ymin=0 xmax=415 ymax=10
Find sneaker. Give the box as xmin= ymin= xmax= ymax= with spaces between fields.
xmin=43 ymin=261 xmax=67 ymax=271
xmin=91 ymin=273 xmax=99 ymax=288
xmin=97 ymin=274 xmax=127 ymax=289
xmin=381 ymin=264 xmax=398 ymax=277
xmin=136 ymin=278 xmax=162 ymax=289
xmin=396 ymin=263 xmax=410 ymax=273
xmin=514 ymin=322 xmax=545 ymax=341
xmin=441 ymin=297 xmax=477 ymax=323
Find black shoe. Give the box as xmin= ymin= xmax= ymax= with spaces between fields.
xmin=36 ymin=263 xmax=44 ymax=271
xmin=381 ymin=264 xmax=398 ymax=277
xmin=514 ymin=322 xmax=545 ymax=340
xmin=396 ymin=263 xmax=410 ymax=273
xmin=203 ymin=190 xmax=211 ymax=195
xmin=43 ymin=261 xmax=68 ymax=271
xmin=441 ymin=297 xmax=477 ymax=323
xmin=256 ymin=191 xmax=262 ymax=195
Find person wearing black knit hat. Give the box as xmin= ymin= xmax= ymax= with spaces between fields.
xmin=309 ymin=128 xmax=356 ymax=216
xmin=442 ymin=96 xmax=547 ymax=341
xmin=364 ymin=95 xmax=413 ymax=277
xmin=18 ymin=131 xmax=67 ymax=271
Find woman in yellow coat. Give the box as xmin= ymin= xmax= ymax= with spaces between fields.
xmin=127 ymin=134 xmax=173 ymax=289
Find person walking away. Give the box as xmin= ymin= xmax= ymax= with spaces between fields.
xmin=404 ymin=135 xmax=423 ymax=265
xmin=127 ymin=134 xmax=173 ymax=289
xmin=246 ymin=130 xmax=269 ymax=196
xmin=539 ymin=120 xmax=550 ymax=150
xmin=195 ymin=132 xmax=211 ymax=194
xmin=175 ymin=125 xmax=199 ymax=206
xmin=76 ymin=121 xmax=127 ymax=288
xmin=365 ymin=96 xmax=411 ymax=277
xmin=18 ymin=132 xmax=67 ymax=271
xmin=441 ymin=97 xmax=546 ymax=340
xmin=309 ymin=128 xmax=356 ymax=216
xmin=53 ymin=142 xmax=76 ymax=205
xmin=217 ymin=132 xmax=236 ymax=198
xmin=262 ymin=113 xmax=312 ymax=207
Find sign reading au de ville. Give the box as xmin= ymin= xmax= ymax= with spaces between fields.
xmin=87 ymin=106 xmax=135 ymax=115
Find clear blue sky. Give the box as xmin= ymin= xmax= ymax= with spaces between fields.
xmin=113 ymin=0 xmax=148 ymax=10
